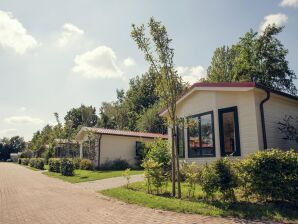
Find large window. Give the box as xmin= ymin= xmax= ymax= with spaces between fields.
xmin=218 ymin=106 xmax=241 ymax=156
xmin=176 ymin=125 xmax=185 ymax=158
xmin=188 ymin=111 xmax=215 ymax=157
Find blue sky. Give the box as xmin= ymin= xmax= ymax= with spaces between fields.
xmin=0 ymin=0 xmax=297 ymax=140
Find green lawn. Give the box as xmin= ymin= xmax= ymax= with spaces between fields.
xmin=101 ymin=182 xmax=298 ymax=223
xmin=43 ymin=169 xmax=143 ymax=183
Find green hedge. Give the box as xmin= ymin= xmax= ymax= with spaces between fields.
xmin=240 ymin=149 xmax=298 ymax=202
xmin=29 ymin=158 xmax=44 ymax=170
xmin=80 ymin=159 xmax=94 ymax=170
xmin=72 ymin=158 xmax=81 ymax=169
xmin=20 ymin=158 xmax=30 ymax=166
xmin=61 ymin=158 xmax=75 ymax=176
xmin=48 ymin=158 xmax=61 ymax=173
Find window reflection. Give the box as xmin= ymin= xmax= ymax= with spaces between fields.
xmin=188 ymin=112 xmax=215 ymax=157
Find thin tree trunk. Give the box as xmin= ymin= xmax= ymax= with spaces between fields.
xmin=171 ymin=126 xmax=176 ymax=197
xmin=173 ymin=125 xmax=181 ymax=198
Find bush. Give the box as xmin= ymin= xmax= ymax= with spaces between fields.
xmin=181 ymin=161 xmax=200 ymax=198
xmin=142 ymin=158 xmax=168 ymax=194
xmin=241 ymin=149 xmax=298 ymax=202
xmin=18 ymin=158 xmax=22 ymax=164
xmin=100 ymin=159 xmax=130 ymax=170
xmin=200 ymin=159 xmax=238 ymax=202
xmin=20 ymin=150 xmax=33 ymax=158
xmin=60 ymin=158 xmax=75 ymax=176
xmin=72 ymin=158 xmax=81 ymax=169
xmin=29 ymin=158 xmax=44 ymax=170
xmin=144 ymin=138 xmax=171 ymax=167
xmin=80 ymin=159 xmax=94 ymax=170
xmin=21 ymin=158 xmax=30 ymax=166
xmin=48 ymin=158 xmax=61 ymax=173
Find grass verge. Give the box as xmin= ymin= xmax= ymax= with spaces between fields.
xmin=101 ymin=182 xmax=298 ymax=223
xmin=43 ymin=169 xmax=143 ymax=183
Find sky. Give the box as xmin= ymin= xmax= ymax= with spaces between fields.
xmin=0 ymin=0 xmax=297 ymax=141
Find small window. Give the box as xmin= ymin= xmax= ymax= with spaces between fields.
xmin=176 ymin=125 xmax=185 ymax=158
xmin=136 ymin=141 xmax=145 ymax=157
xmin=187 ymin=111 xmax=215 ymax=157
xmin=218 ymin=106 xmax=241 ymax=156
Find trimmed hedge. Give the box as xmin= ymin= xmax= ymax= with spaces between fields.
xmin=240 ymin=149 xmax=298 ymax=202
xmin=61 ymin=158 xmax=75 ymax=176
xmin=48 ymin=158 xmax=61 ymax=173
xmin=20 ymin=158 xmax=30 ymax=166
xmin=72 ymin=158 xmax=81 ymax=169
xmin=80 ymin=159 xmax=94 ymax=170
xmin=100 ymin=159 xmax=130 ymax=170
xmin=29 ymin=158 xmax=44 ymax=170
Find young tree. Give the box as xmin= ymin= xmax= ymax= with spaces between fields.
xmin=131 ymin=17 xmax=185 ymax=197
xmin=206 ymin=25 xmax=297 ymax=95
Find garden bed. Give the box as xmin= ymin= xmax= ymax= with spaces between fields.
xmin=101 ymin=181 xmax=298 ymax=223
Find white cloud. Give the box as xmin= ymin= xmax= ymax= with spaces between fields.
xmin=0 ymin=128 xmax=19 ymax=137
xmin=0 ymin=10 xmax=38 ymax=54
xmin=17 ymin=107 xmax=27 ymax=112
xmin=176 ymin=65 xmax=207 ymax=84
xmin=260 ymin=13 xmax=288 ymax=32
xmin=123 ymin=57 xmax=136 ymax=68
xmin=280 ymin=0 xmax=298 ymax=7
xmin=4 ymin=116 xmax=44 ymax=125
xmin=57 ymin=23 xmax=84 ymax=47
xmin=73 ymin=46 xmax=123 ymax=79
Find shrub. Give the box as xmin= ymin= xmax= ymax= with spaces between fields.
xmin=60 ymin=158 xmax=75 ymax=176
xmin=80 ymin=159 xmax=94 ymax=170
xmin=122 ymin=168 xmax=131 ymax=188
xmin=29 ymin=158 xmax=36 ymax=167
xmin=44 ymin=148 xmax=54 ymax=165
xmin=18 ymin=158 xmax=22 ymax=164
xmin=20 ymin=150 xmax=33 ymax=158
xmin=144 ymin=138 xmax=171 ymax=167
xmin=72 ymin=158 xmax=81 ymax=169
xmin=200 ymin=163 xmax=219 ymax=200
xmin=48 ymin=158 xmax=61 ymax=173
xmin=200 ymin=159 xmax=238 ymax=202
xmin=100 ymin=159 xmax=130 ymax=170
xmin=29 ymin=158 xmax=44 ymax=170
xmin=241 ymin=149 xmax=298 ymax=202
xmin=21 ymin=158 xmax=30 ymax=166
xmin=181 ymin=161 xmax=200 ymax=198
xmin=142 ymin=158 xmax=168 ymax=194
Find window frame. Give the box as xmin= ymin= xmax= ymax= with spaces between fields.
xmin=218 ymin=106 xmax=241 ymax=157
xmin=176 ymin=124 xmax=185 ymax=158
xmin=187 ymin=111 xmax=216 ymax=158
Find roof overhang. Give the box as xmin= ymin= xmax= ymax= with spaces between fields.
xmin=159 ymin=82 xmax=256 ymax=117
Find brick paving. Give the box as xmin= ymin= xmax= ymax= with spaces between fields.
xmin=0 ymin=163 xmax=278 ymax=224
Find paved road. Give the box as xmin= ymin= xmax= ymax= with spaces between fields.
xmin=0 ymin=163 xmax=275 ymax=224
xmin=76 ymin=174 xmax=144 ymax=191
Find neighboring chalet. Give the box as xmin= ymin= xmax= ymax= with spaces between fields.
xmin=76 ymin=127 xmax=168 ymax=167
xmin=160 ymin=82 xmax=298 ymax=164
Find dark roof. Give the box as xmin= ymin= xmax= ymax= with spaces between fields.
xmin=81 ymin=127 xmax=168 ymax=139
xmin=159 ymin=82 xmax=298 ymax=115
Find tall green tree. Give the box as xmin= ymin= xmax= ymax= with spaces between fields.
xmin=206 ymin=25 xmax=297 ymax=95
xmin=64 ymin=105 xmax=98 ymax=130
xmin=131 ymin=17 xmax=185 ymax=197
xmin=97 ymin=69 xmax=166 ymax=133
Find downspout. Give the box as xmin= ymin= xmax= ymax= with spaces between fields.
xmin=260 ymin=89 xmax=270 ymax=150
xmin=97 ymin=134 xmax=102 ymax=168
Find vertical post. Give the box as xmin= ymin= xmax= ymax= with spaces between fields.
xmin=79 ymin=142 xmax=83 ymax=159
